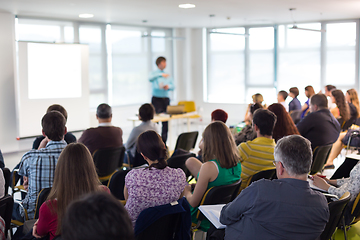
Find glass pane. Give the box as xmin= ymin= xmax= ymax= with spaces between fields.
xmin=64 ymin=26 xmax=74 ymax=43
xmin=249 ymin=52 xmax=273 ymax=85
xmin=210 ymin=28 xmax=245 ymax=51
xmin=327 ymin=22 xmax=356 ymax=47
xmin=151 ymin=31 xmax=166 ymax=52
xmin=90 ymin=93 xmax=106 ymax=109
xmin=326 ymin=50 xmax=356 ymax=85
xmin=79 ymin=27 xmax=102 ymax=53
xmin=249 ymin=27 xmax=274 ymax=50
xmin=111 ymin=29 xmax=142 ymax=54
xmin=279 ymin=24 xmax=321 ymax=48
xmin=208 ymin=52 xmax=245 ymax=103
xmin=17 ymin=24 xmax=61 ymax=42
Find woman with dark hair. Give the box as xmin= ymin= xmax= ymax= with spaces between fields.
xmin=124 ymin=130 xmax=187 ymax=226
xmin=184 ymin=121 xmax=241 ymax=231
xmin=267 ymin=104 xmax=300 ymax=142
xmin=32 ymin=143 xmax=107 ymax=240
xmin=330 ymin=89 xmax=350 ymax=124
xmin=301 ymin=85 xmax=315 ymax=119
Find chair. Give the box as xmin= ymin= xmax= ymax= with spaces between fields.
xmin=132 ymin=149 xmax=148 ymax=168
xmin=319 ymin=192 xmax=351 ymax=240
xmin=0 ymin=195 xmax=14 ymax=235
xmin=310 ymin=144 xmax=333 ymax=174
xmin=339 ymin=116 xmax=357 ymax=131
xmin=174 ymin=131 xmax=198 ymax=152
xmin=2 ymin=168 xmax=10 ymax=195
xmin=245 ymin=168 xmax=276 ymax=189
xmin=92 ymin=146 xmax=125 ymax=183
xmin=107 ymin=169 xmax=130 ymax=201
xmin=34 ymin=187 xmax=51 ymax=219
xmin=11 ymin=169 xmax=26 ymax=197
xmin=290 ymin=110 xmax=303 ymax=124
xmin=167 ymin=152 xmax=196 ymax=178
xmin=194 ymin=179 xmax=242 ymax=229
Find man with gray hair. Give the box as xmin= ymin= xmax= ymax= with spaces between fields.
xmin=219 ymin=135 xmax=329 ymax=240
xmin=79 ymin=103 xmax=123 ymax=154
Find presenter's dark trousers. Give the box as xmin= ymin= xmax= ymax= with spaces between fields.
xmin=152 ymin=96 xmax=170 ymax=144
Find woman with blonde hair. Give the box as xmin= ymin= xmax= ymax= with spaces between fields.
xmin=346 ymin=89 xmax=360 ymax=118
xmin=32 ymin=143 xmax=107 ymax=240
xmin=184 ymin=121 xmax=241 ymax=231
xmin=244 ymin=93 xmax=266 ymax=125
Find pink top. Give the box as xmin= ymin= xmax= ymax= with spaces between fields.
xmin=36 ymin=200 xmax=58 ymax=240
xmin=125 ymin=166 xmax=187 ymax=225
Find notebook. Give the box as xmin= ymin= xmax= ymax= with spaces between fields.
xmin=198 ymin=204 xmax=226 ymax=229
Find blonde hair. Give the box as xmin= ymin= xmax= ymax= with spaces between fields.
xmin=202 ymin=121 xmax=239 ymax=169
xmin=47 ymin=143 xmax=100 ymax=235
xmin=252 ymin=93 xmax=264 ymax=104
xmin=347 ymin=89 xmax=360 ymax=118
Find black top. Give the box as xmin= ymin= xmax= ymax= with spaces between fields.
xmin=32 ymin=132 xmax=77 ymax=149
xmin=296 ymin=108 xmax=341 ymax=149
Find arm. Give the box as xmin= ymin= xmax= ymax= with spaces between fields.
xmin=165 ymin=78 xmax=175 ymax=91
xmin=34 ymin=202 xmax=53 ymax=237
xmin=149 ymin=71 xmax=163 ymax=82
xmin=296 ymin=114 xmax=311 ymax=136
xmin=184 ymin=162 xmax=217 ymax=207
xmin=301 ymin=102 xmax=309 ymax=112
xmin=220 ymin=183 xmax=258 ymax=225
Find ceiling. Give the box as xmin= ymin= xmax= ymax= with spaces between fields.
xmin=0 ymin=0 xmax=360 ymax=28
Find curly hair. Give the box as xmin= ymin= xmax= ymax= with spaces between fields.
xmin=331 ymin=89 xmax=350 ymax=122
xmin=267 ymin=103 xmax=300 ymax=143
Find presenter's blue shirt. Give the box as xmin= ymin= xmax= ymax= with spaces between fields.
xmin=149 ymin=69 xmax=174 ymax=98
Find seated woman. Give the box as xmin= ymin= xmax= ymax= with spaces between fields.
xmin=183 ymin=121 xmax=241 ymax=231
xmin=300 ymin=85 xmax=315 ymax=119
xmin=267 ymin=103 xmax=300 ymax=142
xmin=244 ymin=93 xmax=266 ymax=125
xmin=324 ymin=89 xmax=360 ymax=168
xmin=124 ymin=130 xmax=187 ymax=226
xmin=32 ymin=143 xmax=108 ymax=240
xmin=234 ymin=103 xmax=263 ymax=145
xmin=330 ymin=89 xmax=350 ymax=126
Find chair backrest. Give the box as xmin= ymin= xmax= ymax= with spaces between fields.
xmin=246 ymin=168 xmax=276 ymax=188
xmin=2 ymin=168 xmax=10 ymax=196
xmin=107 ymin=169 xmax=131 ymax=200
xmin=178 ymin=101 xmax=196 ymax=113
xmin=290 ymin=110 xmax=303 ymax=124
xmin=174 ymin=131 xmax=198 ymax=152
xmin=0 ymin=195 xmax=13 ymax=234
xmin=93 ymin=146 xmax=125 ymax=177
xmin=167 ymin=153 xmax=196 ymax=178
xmin=320 ymin=192 xmax=351 ymax=240
xmin=133 ymin=149 xmax=148 ymax=168
xmin=341 ymin=116 xmax=357 ymax=131
xmin=310 ymin=144 xmax=333 ymax=175
xmin=34 ymin=187 xmax=52 ymax=219
xmin=136 ymin=212 xmax=182 ymax=240
xmin=197 ymin=180 xmax=242 ymax=221
xmin=350 ymin=191 xmax=360 ymax=224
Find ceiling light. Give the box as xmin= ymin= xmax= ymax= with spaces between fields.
xmin=179 ymin=3 xmax=196 ymax=9
xmin=79 ymin=13 xmax=94 ymax=18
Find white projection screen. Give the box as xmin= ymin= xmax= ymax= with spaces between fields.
xmin=16 ymin=42 xmax=90 ymax=138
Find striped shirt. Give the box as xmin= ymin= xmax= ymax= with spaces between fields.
xmin=238 ymin=137 xmax=275 ymax=190
xmin=18 ymin=140 xmax=67 ymax=219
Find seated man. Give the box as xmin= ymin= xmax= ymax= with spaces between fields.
xmin=288 ymin=87 xmax=301 ymax=112
xmin=296 ymin=93 xmax=341 ymax=150
xmin=125 ymin=103 xmax=159 ymax=160
xmin=32 ymin=104 xmax=76 ymax=149
xmin=13 ymin=111 xmax=67 ymax=221
xmin=220 ymin=135 xmax=329 ymax=240
xmin=78 ymin=103 xmax=123 ymax=154
xmin=238 ymin=109 xmax=277 ymax=190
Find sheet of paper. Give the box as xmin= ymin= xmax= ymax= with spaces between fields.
xmin=199 ymin=204 xmax=226 ymax=229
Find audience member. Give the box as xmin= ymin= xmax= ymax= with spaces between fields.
xmin=244 ymin=93 xmax=266 ymax=125
xmin=184 ymin=121 xmax=241 ymax=231
xmin=62 ymin=192 xmax=134 ymax=240
xmin=32 ymin=104 xmax=76 ymax=149
xmin=330 ymin=89 xmax=350 ymax=124
xmin=347 ymin=88 xmax=360 ymax=119
xmin=234 ymin=103 xmax=263 ymax=145
xmin=124 ymin=130 xmax=187 ymax=226
xmin=288 ymin=87 xmax=301 ymax=112
xmin=267 ymin=103 xmax=300 ymax=142
xmin=301 ymin=85 xmax=315 ymax=119
xmin=220 ymin=135 xmax=329 ymax=240
xmin=211 ymin=109 xmax=228 ymax=123
xmin=314 ymin=161 xmax=360 ymax=201
xmin=149 ymin=56 xmax=174 ymax=144
xmin=125 ymin=104 xmax=159 ymax=160
xmin=78 ymin=103 xmax=123 ymax=154
xmin=13 ymin=111 xmax=67 ymax=221
xmin=277 ymin=90 xmax=288 ymax=112
xmin=297 ymin=93 xmax=341 ymax=149
xmin=325 ymin=84 xmax=337 ymax=109
xmin=32 ymin=143 xmax=108 ymax=240
xmin=238 ymin=109 xmax=276 ymax=190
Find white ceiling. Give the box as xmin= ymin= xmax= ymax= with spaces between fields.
xmin=0 ymin=0 xmax=360 ymax=28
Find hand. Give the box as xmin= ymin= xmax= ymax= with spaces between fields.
xmin=313 ymin=175 xmax=331 ymax=191
xmin=23 ymin=176 xmax=29 ymax=191
xmin=184 ymin=184 xmax=192 ymax=194
xmin=32 ymin=219 xmax=43 ymax=238
xmin=162 ymin=73 xmax=169 ymax=78
xmin=163 ymin=85 xmax=169 ymax=90
xmin=38 ymin=137 xmax=49 ymax=149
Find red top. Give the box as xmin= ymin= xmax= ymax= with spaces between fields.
xmin=36 ymin=200 xmax=58 ymax=240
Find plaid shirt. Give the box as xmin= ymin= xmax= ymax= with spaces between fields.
xmin=18 ymin=140 xmax=67 ymax=218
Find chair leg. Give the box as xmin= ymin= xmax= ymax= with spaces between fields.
xmin=342 ymin=217 xmax=348 ymax=240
